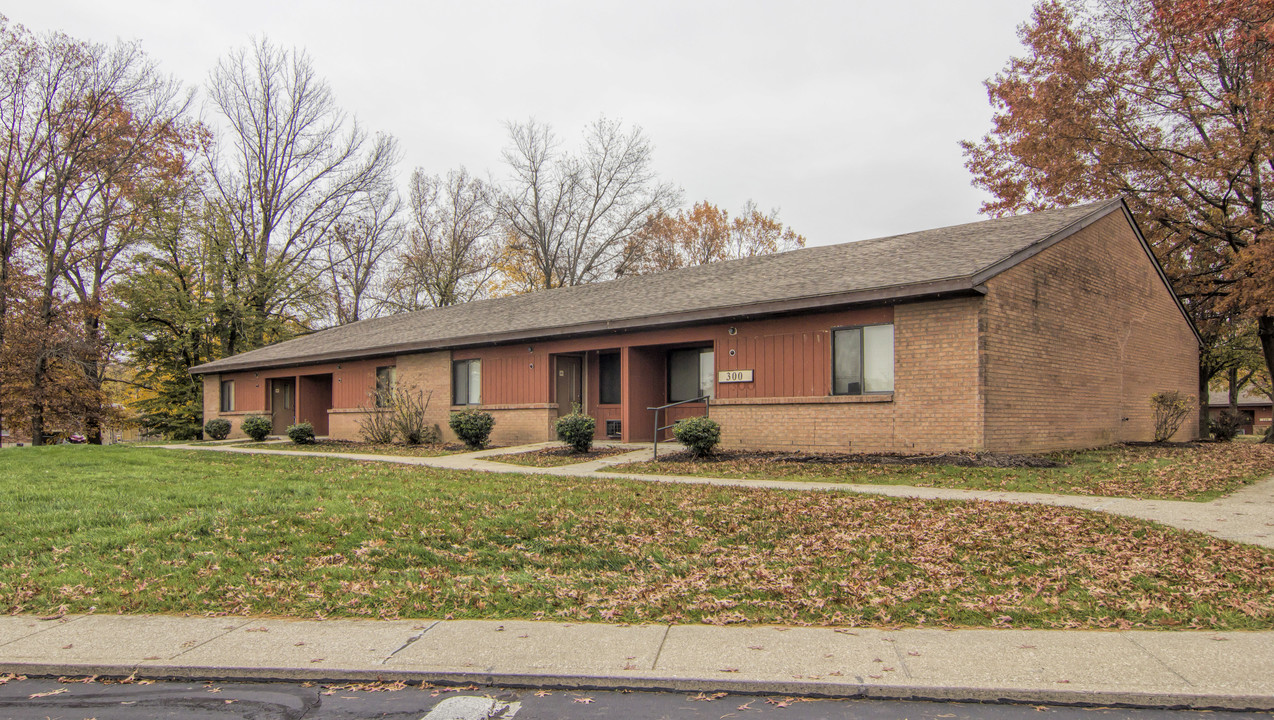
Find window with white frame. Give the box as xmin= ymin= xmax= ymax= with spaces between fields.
xmin=832 ymin=323 xmax=894 ymax=395
xmin=219 ymin=379 xmax=235 ymax=412
xmin=375 ymin=366 xmax=396 ymax=407
xmin=452 ymin=359 xmax=481 ymax=405
xmin=667 ymin=347 xmax=714 ymax=403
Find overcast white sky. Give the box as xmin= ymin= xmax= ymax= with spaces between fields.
xmin=14 ymin=0 xmax=1036 ymax=246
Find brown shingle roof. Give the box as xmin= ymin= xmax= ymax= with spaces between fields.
xmin=1207 ymin=390 xmax=1272 ymax=407
xmin=192 ymin=199 xmax=1134 ymax=374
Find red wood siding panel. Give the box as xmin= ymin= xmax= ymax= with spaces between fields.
xmin=716 ymin=308 xmax=890 ymax=400
xmin=227 ymin=359 xmax=386 ymax=412
xmin=623 ymin=346 xmax=665 ymax=441
xmin=450 ymin=306 xmax=892 ymax=408
xmin=297 ymin=374 xmax=333 ymax=435
xmin=220 ymin=370 xmax=264 ymax=412
xmin=584 ymin=349 xmax=624 ymax=438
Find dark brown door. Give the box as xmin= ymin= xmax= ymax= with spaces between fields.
xmin=555 ymin=356 xmax=582 ymax=416
xmin=271 ymin=379 xmax=294 ymax=435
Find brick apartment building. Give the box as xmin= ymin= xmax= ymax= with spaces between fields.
xmin=191 ymin=199 xmax=1200 ymax=453
xmin=1207 ymin=390 xmax=1273 ymax=437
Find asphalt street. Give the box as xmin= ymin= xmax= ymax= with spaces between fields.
xmin=1 ymin=678 xmax=1272 ymax=720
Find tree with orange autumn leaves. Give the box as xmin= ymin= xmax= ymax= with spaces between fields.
xmin=963 ymin=0 xmax=1274 ymax=436
xmin=625 ymin=200 xmax=806 ymax=275
xmin=0 ymin=15 xmax=190 ymax=444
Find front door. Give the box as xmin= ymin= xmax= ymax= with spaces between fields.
xmin=271 ymin=379 xmax=294 ymax=435
xmin=555 ymin=356 xmax=582 ymax=416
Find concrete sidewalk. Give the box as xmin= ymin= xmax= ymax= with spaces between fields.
xmin=163 ymin=442 xmax=1274 ymax=550
xmin=1 ymin=614 xmax=1272 ymax=710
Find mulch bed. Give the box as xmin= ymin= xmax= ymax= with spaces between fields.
xmin=657 ymin=449 xmax=1065 ymax=468
xmin=492 ymin=445 xmax=634 ymax=467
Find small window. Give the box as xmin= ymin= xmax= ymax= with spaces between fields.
xmin=667 ymin=347 xmax=714 ymax=403
xmin=452 ymin=359 xmax=481 ymax=405
xmin=832 ymin=323 xmax=894 ymax=395
xmin=598 ymin=352 xmax=621 ymax=405
xmin=219 ymin=379 xmax=235 ymax=412
xmin=375 ymin=366 xmax=396 ymax=407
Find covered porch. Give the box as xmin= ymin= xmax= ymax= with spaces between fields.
xmin=566 ymin=342 xmax=714 ymax=443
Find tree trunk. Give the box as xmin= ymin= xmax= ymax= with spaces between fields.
xmin=1257 ymin=316 xmax=1274 ymax=443
xmin=30 ymin=353 xmax=45 ymax=446
xmin=1228 ymin=367 xmax=1240 ymax=413
xmin=1198 ymin=364 xmax=1212 ymax=439
xmin=82 ymin=312 xmax=103 ymax=445
xmin=31 ymin=251 xmax=57 ymax=447
xmin=0 ymin=256 xmax=7 ymax=449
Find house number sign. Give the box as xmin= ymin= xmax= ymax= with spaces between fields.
xmin=718 ymin=369 xmax=754 ymax=383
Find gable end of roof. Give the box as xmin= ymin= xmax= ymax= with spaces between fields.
xmin=969 ymin=198 xmax=1201 ymax=346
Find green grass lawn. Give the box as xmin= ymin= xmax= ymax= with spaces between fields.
xmin=1 ymin=445 xmax=1272 ymax=630
xmin=488 ymin=445 xmax=635 ymax=467
xmin=610 ymin=443 xmax=1274 ymax=502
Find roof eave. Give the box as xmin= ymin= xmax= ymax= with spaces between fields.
xmin=189 ymin=277 xmax=985 ymax=375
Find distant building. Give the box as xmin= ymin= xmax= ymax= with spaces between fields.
xmin=1207 ymin=390 xmax=1273 ymax=436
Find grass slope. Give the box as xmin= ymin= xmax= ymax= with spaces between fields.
xmin=1 ymin=446 xmax=1272 ymax=629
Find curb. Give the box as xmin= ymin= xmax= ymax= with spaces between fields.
xmin=4 ymin=662 xmax=1272 ymax=712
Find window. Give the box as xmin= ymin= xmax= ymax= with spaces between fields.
xmin=219 ymin=380 xmax=235 ymax=412
xmin=667 ymin=347 xmax=714 ymax=403
xmin=832 ymin=323 xmax=894 ymax=395
xmin=598 ymin=352 xmax=621 ymax=405
xmin=452 ymin=359 xmax=481 ymax=405
xmin=375 ymin=366 xmax=396 ymax=407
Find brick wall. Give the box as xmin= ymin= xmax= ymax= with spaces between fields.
xmin=200 ymin=373 xmax=256 ymax=439
xmin=981 ymin=211 xmax=1199 ymax=451
xmin=394 ymin=351 xmax=456 ymax=443
xmin=712 ymin=297 xmax=983 ymax=453
xmin=394 ymin=350 xmax=555 ymax=446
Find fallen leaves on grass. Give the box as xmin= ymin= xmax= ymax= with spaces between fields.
xmin=2 ymin=448 xmax=1273 ymax=630
xmin=612 ymin=443 xmax=1274 ymax=501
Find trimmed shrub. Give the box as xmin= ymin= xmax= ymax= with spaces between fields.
xmin=450 ymin=408 xmax=495 ymax=450
xmin=287 ymin=422 xmax=316 ymax=445
xmin=203 ymin=418 xmax=232 ymax=441
xmin=1150 ymin=391 xmax=1194 ymax=443
xmin=1210 ymin=411 xmax=1244 ymax=442
xmin=241 ymin=415 xmax=272 ymax=442
xmin=673 ymin=416 xmax=721 ymax=458
xmin=555 ymin=409 xmax=596 ymax=453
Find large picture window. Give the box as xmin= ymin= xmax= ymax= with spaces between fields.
xmin=375 ymin=366 xmax=396 ymax=407
xmin=832 ymin=323 xmax=894 ymax=395
xmin=452 ymin=359 xmax=481 ymax=405
xmin=667 ymin=347 xmax=714 ymax=403
xmin=598 ymin=352 xmax=621 ymax=405
xmin=219 ymin=379 xmax=235 ymax=412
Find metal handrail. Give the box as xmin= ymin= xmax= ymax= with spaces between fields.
xmin=648 ymin=395 xmax=710 ymax=460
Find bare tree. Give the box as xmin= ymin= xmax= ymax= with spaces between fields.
xmin=204 ymin=37 xmax=398 ymax=350
xmin=500 ymin=117 xmax=679 ymax=289
xmin=387 ymin=167 xmax=501 ymax=309
xmin=5 ymin=21 xmax=189 ymax=445
xmin=0 ymin=16 xmax=43 ymax=447
xmin=323 ymin=186 xmax=402 ymax=324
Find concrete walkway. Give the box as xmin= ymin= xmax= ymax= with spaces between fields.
xmin=162 ymin=441 xmax=1274 ymax=549
xmin=2 ymin=614 xmax=1272 ymax=709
